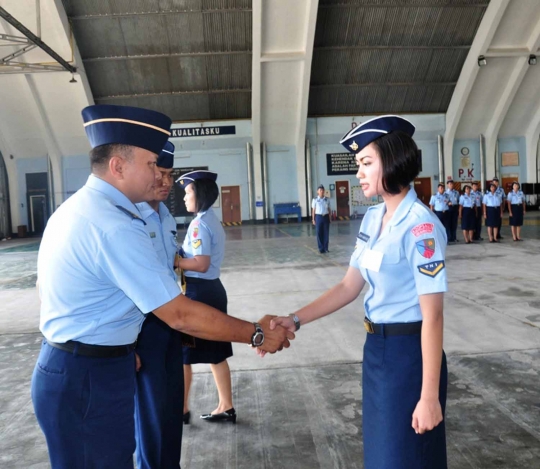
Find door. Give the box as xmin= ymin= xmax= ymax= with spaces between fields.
xmin=30 ymin=195 xmax=46 ymax=234
xmin=221 ymin=186 xmax=241 ymax=224
xmin=413 ymin=177 xmax=432 ymax=206
xmin=502 ymin=176 xmax=516 ymax=195
xmin=335 ymin=180 xmax=350 ymax=218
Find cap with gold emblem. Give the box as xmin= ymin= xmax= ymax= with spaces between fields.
xmin=339 ymin=115 xmax=415 ymax=154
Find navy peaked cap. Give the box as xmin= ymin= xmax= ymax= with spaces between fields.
xmin=157 ymin=141 xmax=175 ymax=168
xmin=317 ymin=184 xmax=325 ymax=190
xmin=339 ymin=115 xmax=415 ymax=153
xmin=82 ymin=104 xmax=172 ymax=155
xmin=176 ymin=170 xmax=218 ymax=187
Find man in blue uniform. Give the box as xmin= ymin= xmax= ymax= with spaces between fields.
xmin=429 ymin=184 xmax=450 ymax=241
xmin=445 ymin=180 xmax=459 ymax=242
xmin=311 ymin=184 xmax=331 ymax=253
xmin=134 ymin=141 xmax=185 ymax=469
xmin=471 ymin=182 xmax=483 ymax=241
xmin=32 ymin=104 xmax=294 ymax=469
xmin=493 ymin=177 xmax=505 ymax=239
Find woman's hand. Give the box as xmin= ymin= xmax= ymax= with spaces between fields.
xmin=412 ymin=397 xmax=443 ymax=434
xmin=255 ymin=315 xmax=296 ymax=358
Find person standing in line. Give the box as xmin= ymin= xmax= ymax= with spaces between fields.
xmin=507 ymin=181 xmax=526 ymax=241
xmin=493 ymin=177 xmax=505 ymax=240
xmin=31 ymin=104 xmax=294 ymax=469
xmin=483 ymin=183 xmax=503 ymax=243
xmin=429 ymin=184 xmax=450 ymax=242
xmin=471 ymin=182 xmax=483 ymax=241
xmin=458 ymin=185 xmax=476 ymax=244
xmin=264 ymin=115 xmax=449 ymax=469
xmin=312 ymin=184 xmax=331 ymax=253
xmin=176 ymin=171 xmax=236 ymax=424
xmin=133 ymin=141 xmax=185 ymax=469
xmin=445 ymin=180 xmax=459 ymax=243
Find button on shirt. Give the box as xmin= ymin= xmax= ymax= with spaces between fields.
xmin=312 ymin=196 xmax=330 ymax=215
xmin=445 ymin=189 xmax=459 ymax=206
xmin=459 ymin=194 xmax=475 ymax=208
xmin=38 ymin=175 xmax=181 ymax=345
xmin=349 ymin=188 xmax=448 ymax=324
xmin=507 ymin=190 xmax=524 ymax=205
xmin=483 ymin=193 xmax=501 ymax=207
xmin=182 ymin=209 xmax=225 ymax=280
xmin=136 ymin=201 xmax=178 ymax=281
xmin=429 ymin=193 xmax=450 ymax=211
xmin=471 ymin=190 xmax=483 ymax=207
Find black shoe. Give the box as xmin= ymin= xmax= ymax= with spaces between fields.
xmin=200 ymin=408 xmax=236 ymax=423
xmin=183 ymin=411 xmax=191 ymax=425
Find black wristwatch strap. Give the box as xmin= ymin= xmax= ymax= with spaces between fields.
xmin=250 ymin=322 xmax=264 ymax=347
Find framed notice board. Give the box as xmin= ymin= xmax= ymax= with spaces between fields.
xmin=164 ymin=166 xmax=208 ymax=217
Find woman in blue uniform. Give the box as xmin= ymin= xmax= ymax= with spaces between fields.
xmin=482 ymin=183 xmax=503 ymax=243
xmin=266 ymin=116 xmax=448 ymax=469
xmin=507 ymin=182 xmax=526 ymax=241
xmin=459 ymin=185 xmax=476 ymax=244
xmin=176 ymin=170 xmax=236 ymax=424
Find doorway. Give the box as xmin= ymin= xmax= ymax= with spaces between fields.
xmin=335 ymin=180 xmax=350 ymax=218
xmin=26 ymin=172 xmax=49 ymax=235
xmin=0 ymin=151 xmax=10 ymax=239
xmin=221 ymin=186 xmax=241 ymax=225
xmin=413 ymin=177 xmax=432 ymax=206
xmin=30 ymin=195 xmax=47 ymax=233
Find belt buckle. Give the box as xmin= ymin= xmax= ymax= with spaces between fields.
xmin=364 ymin=319 xmax=374 ymax=334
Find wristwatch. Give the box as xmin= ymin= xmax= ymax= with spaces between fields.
xmin=250 ymin=322 xmax=264 ymax=348
xmin=289 ymin=313 xmax=301 ymax=331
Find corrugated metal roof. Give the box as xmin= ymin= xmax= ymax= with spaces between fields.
xmin=62 ymin=0 xmax=252 ymax=121
xmin=309 ymin=0 xmax=490 ymax=116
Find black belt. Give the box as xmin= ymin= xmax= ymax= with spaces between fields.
xmin=185 ymin=276 xmax=219 ymax=284
xmin=364 ymin=319 xmax=422 ymax=336
xmin=46 ymin=340 xmax=136 ymax=358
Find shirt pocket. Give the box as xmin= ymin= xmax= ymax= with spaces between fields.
xmin=380 ymin=248 xmax=401 ymax=265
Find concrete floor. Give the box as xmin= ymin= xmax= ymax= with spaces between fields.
xmin=0 ymin=215 xmax=539 ymax=468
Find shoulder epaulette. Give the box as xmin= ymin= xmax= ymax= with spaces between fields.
xmin=115 ymin=205 xmax=147 ymax=225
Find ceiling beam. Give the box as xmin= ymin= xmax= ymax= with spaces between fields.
xmin=0 ymin=6 xmax=76 ymax=73
xmin=319 ymin=2 xmax=489 ymax=9
xmin=96 ymin=89 xmax=251 ymax=100
xmin=69 ymin=8 xmax=252 ymax=20
xmin=83 ymin=50 xmax=251 ymax=63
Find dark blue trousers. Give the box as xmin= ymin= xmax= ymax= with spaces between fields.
xmin=434 ymin=211 xmax=449 ymax=242
xmin=315 ymin=214 xmax=330 ymax=252
xmin=135 ymin=313 xmax=184 ymax=469
xmin=363 ymin=332 xmax=448 ymax=469
xmin=448 ymin=206 xmax=458 ymax=241
xmin=31 ymin=340 xmax=136 ymax=469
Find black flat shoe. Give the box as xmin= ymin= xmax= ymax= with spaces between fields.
xmin=200 ymin=408 xmax=236 ymax=423
xmin=183 ymin=411 xmax=191 ymax=425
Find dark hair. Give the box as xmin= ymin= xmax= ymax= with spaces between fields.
xmin=193 ymin=179 xmax=219 ymax=212
xmin=512 ymin=181 xmax=520 ymax=189
xmin=472 ymin=181 xmax=478 ymax=186
xmin=489 ymin=183 xmax=496 ymax=190
xmin=89 ymin=144 xmax=133 ymax=172
xmin=437 ymin=183 xmax=444 ymax=189
xmin=463 ymin=185 xmax=471 ymax=192
xmin=371 ymin=131 xmax=420 ymax=195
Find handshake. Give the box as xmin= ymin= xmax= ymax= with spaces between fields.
xmin=253 ymin=314 xmax=298 ymax=357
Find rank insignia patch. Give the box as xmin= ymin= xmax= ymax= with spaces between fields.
xmin=192 ymin=239 xmax=202 ymax=249
xmin=417 ymin=261 xmax=445 ymax=277
xmin=415 ymin=238 xmax=435 ymax=259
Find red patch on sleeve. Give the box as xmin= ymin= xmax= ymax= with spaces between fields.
xmin=411 ymin=223 xmax=434 ymax=237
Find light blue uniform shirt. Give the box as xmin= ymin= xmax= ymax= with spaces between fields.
xmin=471 ymin=190 xmax=483 ymax=207
xmin=429 ymin=193 xmax=450 ymax=211
xmin=136 ymin=201 xmax=178 ymax=281
xmin=459 ymin=194 xmax=475 ymax=208
xmin=312 ymin=196 xmax=331 ymax=215
xmin=349 ymin=188 xmax=447 ymax=324
xmin=182 ymin=209 xmax=225 ymax=280
xmin=445 ymin=188 xmax=459 ymax=205
xmin=495 ymin=186 xmax=506 ymax=202
xmin=507 ymin=190 xmax=525 ymax=204
xmin=38 ymin=175 xmax=181 ymax=345
xmin=483 ymin=192 xmax=501 ymax=207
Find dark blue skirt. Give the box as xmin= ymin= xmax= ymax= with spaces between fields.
xmin=461 ymin=207 xmax=476 ymax=230
xmin=182 ymin=278 xmax=233 ymax=365
xmin=509 ymin=204 xmax=523 ymax=226
xmin=363 ymin=331 xmax=448 ymax=469
xmin=486 ymin=206 xmax=501 ymax=228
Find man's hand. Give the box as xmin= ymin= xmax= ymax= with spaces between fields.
xmin=256 ymin=315 xmax=295 ymax=354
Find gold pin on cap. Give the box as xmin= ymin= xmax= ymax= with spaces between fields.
xmin=350 ymin=141 xmax=359 ymax=151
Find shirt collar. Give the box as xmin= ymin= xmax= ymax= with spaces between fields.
xmin=137 ymin=202 xmax=158 ymax=221
xmin=387 ymin=186 xmax=418 ymax=229
xmin=86 ymin=174 xmax=140 ymax=214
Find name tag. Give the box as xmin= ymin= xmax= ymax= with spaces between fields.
xmin=357 ymin=232 xmax=370 ymax=243
xmin=361 ymin=249 xmax=383 ymax=272
xmin=149 ymin=232 xmax=156 ymax=238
